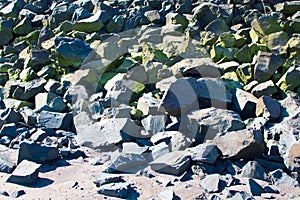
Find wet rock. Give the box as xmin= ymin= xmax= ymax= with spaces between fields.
xmin=256 ymin=96 xmax=281 ymax=121
xmin=150 ymin=150 xmax=190 ymax=176
xmin=276 ymin=65 xmax=300 ymax=92
xmin=241 ymin=160 xmax=268 ymax=181
xmin=94 ymin=173 xmax=124 ymax=187
xmin=17 ymin=140 xmax=59 ymax=164
xmin=213 ymin=129 xmax=264 ymax=160
xmin=98 ymin=182 xmax=132 ymax=198
xmin=187 ymin=107 xmax=245 ymax=143
xmin=37 ymin=111 xmax=73 ymax=131
xmin=190 ymin=143 xmax=220 ymax=164
xmin=106 ymin=153 xmax=147 ymax=173
xmin=7 ymin=160 xmax=41 ymax=185
xmin=251 ymin=80 xmax=278 ymax=98
xmin=232 ymin=88 xmax=257 ymax=119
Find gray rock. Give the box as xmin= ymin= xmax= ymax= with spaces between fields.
xmin=144 ymin=10 xmax=161 ymax=24
xmin=247 ymin=178 xmax=265 ymax=196
xmin=232 ymin=88 xmax=257 ymax=119
xmin=98 ymin=182 xmax=132 ymax=198
xmin=105 ymin=153 xmax=147 ymax=173
xmin=122 ymin=142 xmax=148 ymax=155
xmin=251 ymin=16 xmax=281 ymax=37
xmin=190 ymin=143 xmax=220 ymax=164
xmin=254 ymin=52 xmax=284 ymax=83
xmin=166 ymin=12 xmax=188 ymax=29
xmin=13 ymin=17 xmax=33 ymax=35
xmin=0 ymin=0 xmax=26 ymax=18
xmin=0 ymin=108 xmax=21 ymax=124
xmin=275 ymin=1 xmax=300 ymax=15
xmin=213 ymin=129 xmax=264 ymax=160
xmin=251 ymin=80 xmax=277 ymax=98
xmin=74 ymin=10 xmax=105 ymax=33
xmin=12 ymin=78 xmax=47 ymax=101
xmin=10 ymin=190 xmax=26 ymax=198
xmin=156 ymin=189 xmax=175 ymax=200
xmin=0 ymin=19 xmax=14 ymax=46
xmin=149 ymin=150 xmax=190 ymax=176
xmin=25 ymin=49 xmax=51 ymax=70
xmin=37 ymin=111 xmax=73 ymax=131
xmin=200 ymin=174 xmax=225 ymax=193
xmin=7 ymin=160 xmax=41 ymax=185
xmin=193 ymin=3 xmax=219 ymax=29
xmin=141 ymin=115 xmax=166 ymax=135
xmin=0 ymin=157 xmax=14 ymax=173
xmin=276 ymin=65 xmax=300 ymax=92
xmin=55 ymin=37 xmax=93 ymax=69
xmin=17 ymin=140 xmax=59 ymax=164
xmin=0 ymin=123 xmax=17 ymax=138
xmin=279 ymin=95 xmax=300 ymax=120
xmin=47 ymin=4 xmax=69 ymax=28
xmin=107 ymin=15 xmax=124 ymax=33
xmin=241 ymin=161 xmax=268 ymax=181
xmin=187 ymin=107 xmax=245 ymax=143
xmin=149 ymin=142 xmax=170 ymax=160
xmin=71 ymin=7 xmax=92 ymax=23
xmin=270 ymin=169 xmax=299 ymax=187
xmin=93 ymin=173 xmax=124 ymax=187
xmin=256 ymin=96 xmax=281 ymax=121
xmin=137 ymin=93 xmax=161 ymax=115
xmin=205 ymin=19 xmax=230 ymax=36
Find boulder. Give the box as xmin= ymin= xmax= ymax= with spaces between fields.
xmin=213 ymin=129 xmax=264 ymax=160
xmin=200 ymin=174 xmax=225 ymax=193
xmin=144 ymin=10 xmax=162 ymax=24
xmin=276 ymin=65 xmax=300 ymax=92
xmin=37 ymin=111 xmax=73 ymax=131
xmin=0 ymin=19 xmax=14 ymax=46
xmin=270 ymin=169 xmax=299 ymax=187
xmin=256 ymin=96 xmax=281 ymax=121
xmin=0 ymin=123 xmax=17 ymax=138
xmin=232 ymin=88 xmax=257 ymax=119
xmin=205 ymin=19 xmax=229 ymax=36
xmin=190 ymin=143 xmax=220 ymax=164
xmin=74 ymin=10 xmax=105 ymax=33
xmin=149 ymin=150 xmax=190 ymax=176
xmin=137 ymin=93 xmax=161 ymax=115
xmin=7 ymin=160 xmax=41 ymax=185
xmin=247 ymin=178 xmax=265 ymax=197
xmin=251 ymin=80 xmax=278 ymax=98
xmin=241 ymin=160 xmax=268 ymax=181
xmin=107 ymin=15 xmax=124 ymax=33
xmin=251 ymin=16 xmax=282 ymax=37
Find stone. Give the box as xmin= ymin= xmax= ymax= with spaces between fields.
xmin=71 ymin=7 xmax=92 ymax=23
xmin=0 ymin=123 xmax=17 ymax=138
xmin=190 ymin=143 xmax=220 ymax=164
xmin=12 ymin=78 xmax=47 ymax=101
xmin=205 ymin=19 xmax=230 ymax=36
xmin=74 ymin=10 xmax=105 ymax=33
xmin=275 ymin=1 xmax=300 ymax=15
xmin=0 ymin=157 xmax=14 ymax=173
xmin=47 ymin=4 xmax=69 ymax=29
xmin=149 ymin=151 xmax=190 ymax=176
xmin=55 ymin=37 xmax=93 ymax=69
xmin=137 ymin=93 xmax=161 ymax=115
xmin=256 ymin=96 xmax=281 ymax=121
xmin=122 ymin=142 xmax=148 ymax=155
xmin=11 ymin=190 xmax=26 ymax=198
xmin=193 ymin=3 xmax=219 ymax=29
xmin=234 ymin=45 xmax=252 ymax=64
xmin=25 ymin=49 xmax=51 ymax=70
xmin=98 ymin=182 xmax=132 ymax=198
xmin=144 ymin=10 xmax=161 ymax=24
xmin=7 ymin=160 xmax=41 ymax=185
xmin=213 ymin=129 xmax=264 ymax=160
xmin=17 ymin=140 xmax=59 ymax=164
xmin=141 ymin=115 xmax=166 ymax=135
xmin=3 ymin=99 xmax=34 ymax=110
xmin=287 ymin=141 xmax=300 ymax=172
xmin=0 ymin=0 xmax=26 ymax=18
xmin=279 ymin=95 xmax=300 ymax=120
xmin=71 ymin=69 xmax=98 ymax=95
xmin=105 ymin=153 xmax=147 ymax=173
xmin=247 ymin=178 xmax=265 ymax=196
xmin=187 ymin=107 xmax=245 ymax=143
xmin=94 ymin=173 xmax=124 ymax=187
xmin=107 ymin=15 xmax=124 ymax=33
xmin=0 ymin=19 xmax=14 ymax=46
xmin=270 ymin=169 xmax=299 ymax=187
xmin=200 ymin=174 xmax=225 ymax=193
xmin=262 ymin=31 xmax=289 ymax=53
xmin=254 ymin=52 xmax=284 ymax=83
xmin=35 ymin=92 xmax=58 ymax=110
xmin=251 ymin=80 xmax=278 ymax=98
xmin=150 ymin=142 xmax=170 ymax=160
xmin=150 ymin=131 xmax=192 ymax=152
xmin=0 ymin=190 xmax=8 ymax=197
xmin=0 ymin=108 xmax=21 ymax=124
xmin=276 ymin=65 xmax=300 ymax=92
xmin=232 ymin=88 xmax=257 ymax=119
xmin=156 ymin=189 xmax=175 ymax=200
xmin=13 ymin=17 xmax=33 ymax=35
xmin=241 ymin=161 xmax=268 ymax=181
xmin=166 ymin=12 xmax=188 ymax=29
xmin=37 ymin=111 xmax=73 ymax=131
xmin=251 ymin=16 xmax=282 ymax=37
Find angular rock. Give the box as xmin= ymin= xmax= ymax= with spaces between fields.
xmin=200 ymin=174 xmax=225 ymax=193
xmin=107 ymin=15 xmax=124 ymax=33
xmin=74 ymin=10 xmax=105 ymax=33
xmin=149 ymin=150 xmax=190 ymax=176
xmin=166 ymin=12 xmax=188 ymax=29
xmin=0 ymin=123 xmax=17 ymax=138
xmin=251 ymin=16 xmax=282 ymax=37
xmin=144 ymin=10 xmax=162 ymax=24
xmin=18 ymin=140 xmax=59 ymax=164
xmin=190 ymin=143 xmax=220 ymax=164
xmin=13 ymin=17 xmax=33 ymax=35
xmin=0 ymin=157 xmax=14 ymax=173
xmin=275 ymin=1 xmax=300 ymax=15
xmin=287 ymin=141 xmax=300 ymax=172
xmin=205 ymin=19 xmax=229 ymax=36
xmin=0 ymin=0 xmax=25 ymax=18
xmin=37 ymin=111 xmax=73 ymax=131
xmin=12 ymin=78 xmax=47 ymax=101
xmin=141 ymin=115 xmax=166 ymax=135
xmin=256 ymin=96 xmax=281 ymax=121
xmin=98 ymin=182 xmax=132 ymax=198
xmin=94 ymin=173 xmax=124 ymax=187
xmin=0 ymin=108 xmax=21 ymax=124
xmin=137 ymin=93 xmax=161 ymax=115
xmin=7 ymin=160 xmax=41 ymax=185
xmin=247 ymin=178 xmax=265 ymax=196
xmin=150 ymin=142 xmax=170 ymax=160
xmin=241 ymin=161 xmax=268 ymax=181
xmin=251 ymin=80 xmax=277 ymax=98
xmin=187 ymin=107 xmax=245 ymax=143
xmin=232 ymin=88 xmax=257 ymax=119
xmin=213 ymin=129 xmax=264 ymax=160
xmin=270 ymin=169 xmax=299 ymax=187
xmin=276 ymin=65 xmax=300 ymax=92
xmin=236 ymin=63 xmax=253 ymax=84
xmin=262 ymin=31 xmax=289 ymax=53
xmin=11 ymin=190 xmax=26 ymax=198
xmin=0 ymin=19 xmax=14 ymax=46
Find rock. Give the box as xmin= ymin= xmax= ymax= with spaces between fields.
xmin=256 ymin=96 xmax=281 ymax=121
xmin=156 ymin=189 xmax=175 ymax=200
xmin=37 ymin=111 xmax=73 ymax=131
xmin=270 ymin=169 xmax=299 ymax=187
xmin=262 ymin=31 xmax=289 ymax=53
xmin=276 ymin=65 xmax=300 ymax=92
xmin=190 ymin=143 xmax=220 ymax=164
xmin=25 ymin=49 xmax=51 ymax=70
xmin=279 ymin=95 xmax=300 ymax=120
xmin=74 ymin=10 xmax=105 ymax=33
xmin=141 ymin=115 xmax=166 ymax=135
xmin=0 ymin=0 xmax=26 ymax=18
xmin=7 ymin=160 xmax=41 ymax=185
xmin=47 ymin=4 xmax=69 ymax=29
xmin=0 ymin=108 xmax=21 ymax=124
xmin=150 ymin=131 xmax=192 ymax=151
xmin=241 ymin=161 xmax=268 ymax=181
xmin=275 ymin=1 xmax=300 ymax=15
xmin=144 ymin=10 xmax=162 ymax=24
xmin=251 ymin=80 xmax=278 ymax=98
xmin=3 ymin=99 xmax=34 ymax=110
xmin=213 ymin=129 xmax=264 ymax=160
xmin=193 ymin=3 xmax=219 ymax=29
xmin=205 ymin=19 xmax=230 ymax=36
xmin=35 ymin=92 xmax=58 ymax=110
xmin=13 ymin=17 xmax=33 ymax=35
xmin=149 ymin=142 xmax=170 ymax=160
xmin=71 ymin=7 xmax=93 ymax=23
xmin=0 ymin=190 xmax=9 ymax=197
xmin=10 ymin=190 xmax=26 ymax=198
xmin=98 ymin=182 xmax=132 ymax=198
xmin=251 ymin=16 xmax=282 ymax=37
xmin=17 ymin=140 xmax=59 ymax=164
xmin=106 ymin=153 xmax=147 ymax=173
xmin=107 ymin=15 xmax=124 ymax=33
xmin=232 ymin=88 xmax=257 ymax=119
xmin=0 ymin=123 xmax=17 ymax=138
xmin=93 ymin=173 xmax=124 ymax=187
xmin=0 ymin=19 xmax=14 ymax=46
xmin=254 ymin=52 xmax=284 ymax=83
xmin=287 ymin=141 xmax=300 ymax=172
xmin=234 ymin=45 xmax=253 ymax=64
xmin=187 ymin=107 xmax=245 ymax=143
xmin=166 ymin=12 xmax=188 ymax=29
xmin=0 ymin=157 xmax=14 ymax=173
xmin=71 ymin=69 xmax=99 ymax=95
xmin=247 ymin=178 xmax=265 ymax=196
xmin=12 ymin=78 xmax=47 ymax=101
xmin=55 ymin=37 xmax=93 ymax=69
xmin=149 ymin=150 xmax=190 ymax=176
xmin=200 ymin=174 xmax=225 ymax=193
xmin=137 ymin=93 xmax=161 ymax=115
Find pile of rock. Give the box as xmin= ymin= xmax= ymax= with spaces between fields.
xmin=0 ymin=0 xmax=299 ymax=199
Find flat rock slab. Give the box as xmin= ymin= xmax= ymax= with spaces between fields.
xmin=93 ymin=173 xmax=124 ymax=187
xmin=98 ymin=182 xmax=132 ymax=198
xmin=7 ymin=160 xmax=41 ymax=185
xmin=149 ymin=151 xmax=190 ymax=176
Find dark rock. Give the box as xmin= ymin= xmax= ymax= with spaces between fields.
xmin=0 ymin=19 xmax=14 ymax=46
xmin=0 ymin=0 xmax=26 ymax=18
xmin=12 ymin=78 xmax=47 ymax=101
xmin=98 ymin=182 xmax=132 ymax=198
xmin=232 ymin=88 xmax=257 ymax=119
xmin=47 ymin=4 xmax=69 ymax=29
xmin=7 ymin=160 xmax=41 ymax=185
xmin=251 ymin=16 xmax=282 ymax=37
xmin=74 ymin=10 xmax=105 ymax=33
xmin=0 ymin=123 xmax=17 ymax=138
xmin=0 ymin=108 xmax=21 ymax=124
xmin=251 ymin=80 xmax=278 ymax=98
xmin=190 ymin=143 xmax=220 ymax=164
xmin=107 ymin=15 xmax=124 ymax=33
xmin=0 ymin=190 xmax=9 ymax=197
xmin=13 ymin=17 xmax=33 ymax=35
xmin=256 ymin=96 xmax=281 ymax=121
xmin=94 ymin=173 xmax=124 ymax=187
xmin=37 ymin=111 xmax=73 ymax=131
xmin=205 ymin=19 xmax=230 ymax=36
xmin=275 ymin=1 xmax=300 ymax=15
xmin=149 ymin=150 xmax=190 ymax=176
xmin=105 ymin=153 xmax=147 ymax=173
xmin=241 ymin=161 xmax=268 ymax=181
xmin=17 ymin=140 xmax=59 ymax=164
xmin=193 ymin=3 xmax=219 ymax=29
xmin=71 ymin=7 xmax=92 ymax=23
xmin=25 ymin=49 xmax=51 ymax=71
xmin=247 ymin=178 xmax=265 ymax=196
xmin=10 ymin=190 xmax=26 ymax=198
xmin=187 ymin=107 xmax=245 ymax=143
xmin=213 ymin=129 xmax=264 ymax=160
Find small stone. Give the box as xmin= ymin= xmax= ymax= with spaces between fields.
xmin=141 ymin=115 xmax=166 ymax=135
xmin=0 ymin=157 xmax=14 ymax=173
xmin=37 ymin=111 xmax=73 ymax=131
xmin=10 ymin=190 xmax=26 ymax=198
xmin=276 ymin=65 xmax=300 ymax=92
xmin=98 ymin=182 xmax=132 ymax=198
xmin=270 ymin=169 xmax=299 ymax=187
xmin=256 ymin=96 xmax=281 ymax=121
xmin=200 ymin=174 xmax=225 ymax=193
xmin=241 ymin=161 xmax=268 ymax=181
xmin=247 ymin=178 xmax=265 ymax=196
xmin=94 ymin=173 xmax=124 ymax=187
xmin=190 ymin=143 xmax=220 ymax=164
xmin=7 ymin=160 xmax=41 ymax=185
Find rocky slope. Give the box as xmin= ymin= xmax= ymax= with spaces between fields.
xmin=0 ymin=0 xmax=300 ymax=199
